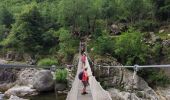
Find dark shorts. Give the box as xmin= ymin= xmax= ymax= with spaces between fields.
xmin=82 ymin=81 xmax=88 ymax=87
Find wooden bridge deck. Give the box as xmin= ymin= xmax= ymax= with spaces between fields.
xmin=66 ymin=55 xmax=112 ymax=100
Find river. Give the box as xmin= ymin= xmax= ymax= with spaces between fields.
xmin=29 ymin=93 xmax=66 ymax=100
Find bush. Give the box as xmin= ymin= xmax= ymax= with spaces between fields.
xmin=57 ymin=28 xmax=78 ymax=62
xmin=134 ymin=20 xmax=159 ymax=32
xmin=55 ymin=69 xmax=68 ymax=83
xmin=139 ymin=68 xmax=170 ymax=87
xmin=38 ymin=58 xmax=58 ymax=67
xmin=93 ymin=31 xmax=115 ymax=56
xmin=115 ymin=29 xmax=149 ymax=65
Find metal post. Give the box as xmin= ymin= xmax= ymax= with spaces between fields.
xmin=130 ymin=65 xmax=138 ymax=100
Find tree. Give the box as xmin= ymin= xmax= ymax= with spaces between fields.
xmin=115 ymin=29 xmax=148 ymax=65
xmin=58 ymin=0 xmax=105 ymax=35
xmin=4 ymin=3 xmax=58 ymax=57
xmin=57 ymin=28 xmax=78 ymax=62
xmin=0 ymin=7 xmax=14 ymax=28
xmin=152 ymin=0 xmax=170 ymax=21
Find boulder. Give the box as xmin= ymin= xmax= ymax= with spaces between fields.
xmin=18 ymin=68 xmax=38 ymax=86
xmin=33 ymin=70 xmax=54 ymax=92
xmin=8 ymin=95 xmax=29 ymax=100
xmin=4 ymin=86 xmax=37 ymax=97
xmin=110 ymin=24 xmax=121 ymax=35
xmin=159 ymin=29 xmax=165 ymax=33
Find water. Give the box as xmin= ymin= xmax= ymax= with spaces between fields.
xmin=1 ymin=92 xmax=66 ymax=100
xmin=29 ymin=93 xmax=66 ymax=100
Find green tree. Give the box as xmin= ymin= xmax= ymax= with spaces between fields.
xmin=58 ymin=0 xmax=105 ymax=35
xmin=152 ymin=0 xmax=170 ymax=21
xmin=0 ymin=7 xmax=14 ymax=28
xmin=57 ymin=28 xmax=78 ymax=62
xmin=115 ymin=29 xmax=148 ymax=65
xmin=3 ymin=3 xmax=58 ymax=57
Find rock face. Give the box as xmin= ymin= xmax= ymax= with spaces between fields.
xmin=0 ymin=69 xmax=18 ymax=92
xmin=93 ymin=55 xmax=159 ymax=100
xmin=4 ymin=86 xmax=37 ymax=97
xmin=156 ymin=86 xmax=170 ymax=100
xmin=33 ymin=70 xmax=54 ymax=92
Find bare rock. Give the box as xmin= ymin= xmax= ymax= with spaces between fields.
xmin=162 ymin=39 xmax=170 ymax=47
xmin=159 ymin=29 xmax=165 ymax=33
xmin=18 ymin=68 xmax=38 ymax=86
xmin=110 ymin=24 xmax=121 ymax=35
xmin=8 ymin=95 xmax=29 ymax=100
xmin=4 ymin=86 xmax=38 ymax=97
xmin=33 ymin=70 xmax=54 ymax=92
xmin=156 ymin=86 xmax=170 ymax=100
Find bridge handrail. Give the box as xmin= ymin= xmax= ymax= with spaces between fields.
xmin=66 ymin=56 xmax=81 ymax=100
xmin=95 ymin=65 xmax=170 ymax=68
xmin=85 ymin=57 xmax=112 ymax=100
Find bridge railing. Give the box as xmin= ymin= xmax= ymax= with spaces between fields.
xmin=66 ymin=56 xmax=81 ymax=100
xmin=85 ymin=57 xmax=112 ymax=100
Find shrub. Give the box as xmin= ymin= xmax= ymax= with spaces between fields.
xmin=38 ymin=58 xmax=58 ymax=67
xmin=93 ymin=31 xmax=115 ymax=56
xmin=138 ymin=68 xmax=170 ymax=88
xmin=134 ymin=20 xmax=159 ymax=32
xmin=115 ymin=29 xmax=149 ymax=65
xmin=57 ymin=28 xmax=78 ymax=62
xmin=55 ymin=69 xmax=68 ymax=83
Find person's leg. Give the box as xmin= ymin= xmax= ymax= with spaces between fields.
xmin=82 ymin=81 xmax=86 ymax=94
xmin=82 ymin=62 xmax=85 ymax=68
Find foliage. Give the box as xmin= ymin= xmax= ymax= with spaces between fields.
xmin=0 ymin=7 xmax=14 ymax=28
xmin=38 ymin=58 xmax=58 ymax=66
xmin=2 ymin=3 xmax=58 ymax=56
xmin=115 ymin=29 xmax=149 ymax=65
xmin=139 ymin=68 xmax=170 ymax=87
xmin=93 ymin=31 xmax=115 ymax=55
xmin=57 ymin=28 xmax=78 ymax=62
xmin=134 ymin=20 xmax=159 ymax=32
xmin=151 ymin=0 xmax=170 ymax=21
xmin=55 ymin=68 xmax=68 ymax=83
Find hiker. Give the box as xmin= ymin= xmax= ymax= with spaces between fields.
xmin=81 ymin=52 xmax=86 ymax=68
xmin=82 ymin=67 xmax=89 ymax=95
xmin=80 ymin=42 xmax=85 ymax=54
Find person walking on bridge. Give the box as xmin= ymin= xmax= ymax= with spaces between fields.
xmin=81 ymin=52 xmax=86 ymax=68
xmin=82 ymin=67 xmax=89 ymax=95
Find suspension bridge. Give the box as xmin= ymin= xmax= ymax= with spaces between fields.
xmin=0 ymin=42 xmax=170 ymax=100
xmin=66 ymin=54 xmax=112 ymax=100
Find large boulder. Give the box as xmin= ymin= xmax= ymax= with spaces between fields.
xmin=17 ymin=68 xmax=38 ymax=86
xmin=4 ymin=86 xmax=37 ymax=97
xmin=33 ymin=70 xmax=54 ymax=92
